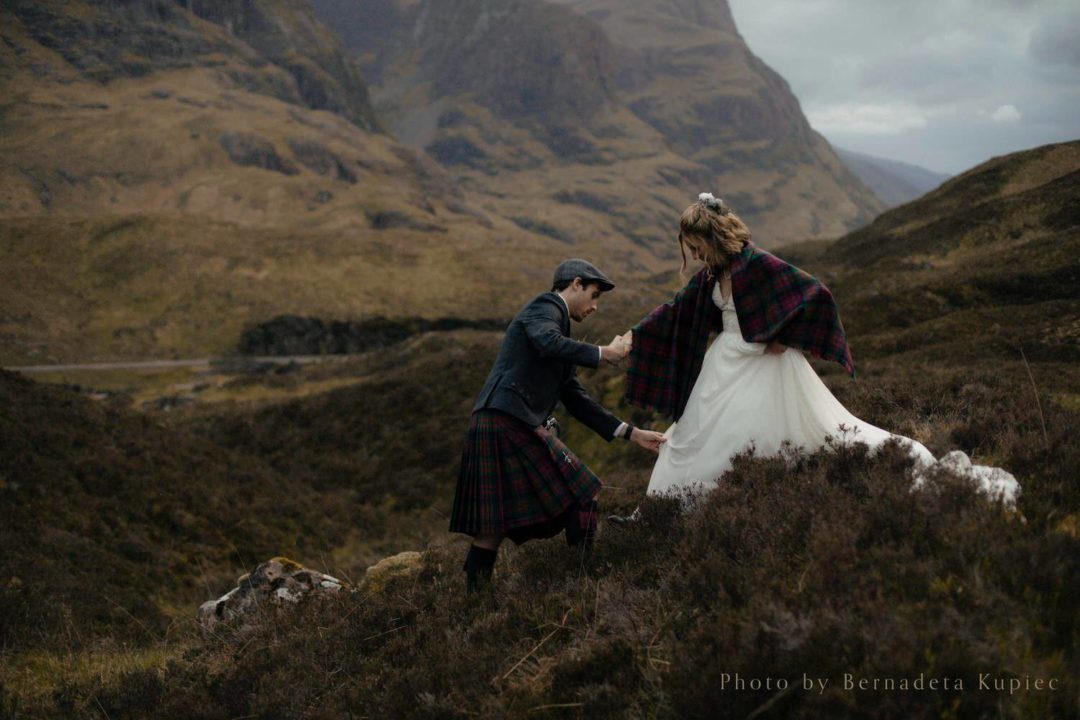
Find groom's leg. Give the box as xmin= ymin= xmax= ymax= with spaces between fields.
xmin=565 ymin=499 xmax=598 ymax=549
xmin=464 ymin=535 xmax=501 ymax=594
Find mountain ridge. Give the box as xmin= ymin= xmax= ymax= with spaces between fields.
xmin=836 ymin=147 xmax=951 ymax=208
xmin=313 ymin=0 xmax=886 ymax=246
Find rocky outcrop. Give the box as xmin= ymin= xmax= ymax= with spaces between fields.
xmin=219 ymin=132 xmax=299 ymax=175
xmin=4 ymin=0 xmax=380 ymax=131
xmin=313 ymin=0 xmax=884 ymax=245
xmin=196 ymin=552 xmax=424 ymax=629
xmin=360 ymin=551 xmax=423 ymax=593
xmin=179 ymin=0 xmax=381 ymax=131
xmin=415 ymin=1 xmax=616 ymax=126
xmin=197 ymin=557 xmax=346 ymax=630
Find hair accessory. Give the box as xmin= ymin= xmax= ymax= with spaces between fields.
xmin=698 ymin=192 xmax=728 ymax=214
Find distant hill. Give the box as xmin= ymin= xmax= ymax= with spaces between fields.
xmin=313 ymin=0 xmax=885 ymax=247
xmin=836 ymin=147 xmax=951 ymax=207
xmin=783 ymin=140 xmax=1080 ymax=369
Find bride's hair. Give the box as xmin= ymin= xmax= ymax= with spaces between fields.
xmin=679 ymin=194 xmax=750 ymax=274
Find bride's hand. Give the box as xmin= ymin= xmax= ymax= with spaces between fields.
xmin=764 ymin=340 xmax=787 ymax=355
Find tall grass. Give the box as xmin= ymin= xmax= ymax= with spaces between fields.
xmin=29 ymin=366 xmax=1079 ymax=719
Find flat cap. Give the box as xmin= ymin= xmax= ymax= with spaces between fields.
xmin=552 ymin=258 xmax=615 ymax=291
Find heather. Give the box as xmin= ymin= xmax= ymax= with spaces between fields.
xmin=8 ymin=360 xmax=1077 ymax=719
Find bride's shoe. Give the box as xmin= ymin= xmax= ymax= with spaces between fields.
xmin=606 ymin=506 xmax=642 ymax=526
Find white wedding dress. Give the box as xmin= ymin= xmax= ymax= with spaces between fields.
xmin=647 ymin=282 xmax=1019 ymax=504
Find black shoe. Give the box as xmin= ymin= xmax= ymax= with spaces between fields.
xmin=606 ymin=507 xmax=642 ymax=526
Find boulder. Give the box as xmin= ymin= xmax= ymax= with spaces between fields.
xmin=360 ymin=551 xmax=422 ymax=593
xmin=197 ymin=556 xmax=345 ymax=630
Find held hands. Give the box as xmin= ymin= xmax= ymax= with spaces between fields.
xmin=631 ymin=427 xmax=667 ymax=454
xmin=601 ymin=331 xmax=633 ymax=364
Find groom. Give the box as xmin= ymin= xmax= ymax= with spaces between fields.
xmin=449 ymin=259 xmax=666 ymax=592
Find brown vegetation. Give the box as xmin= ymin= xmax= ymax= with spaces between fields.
xmin=13 ymin=362 xmax=1078 ymax=717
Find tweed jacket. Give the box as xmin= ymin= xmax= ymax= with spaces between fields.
xmin=625 ymin=242 xmax=855 ymax=421
xmin=473 ymin=292 xmax=622 ymax=440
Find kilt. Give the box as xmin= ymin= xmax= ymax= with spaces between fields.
xmin=449 ymin=409 xmax=602 ymax=544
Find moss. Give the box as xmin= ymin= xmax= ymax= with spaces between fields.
xmin=267 ymin=556 xmax=303 ymax=572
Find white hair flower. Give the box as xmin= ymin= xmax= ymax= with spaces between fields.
xmin=697 ymin=192 xmax=727 ymax=214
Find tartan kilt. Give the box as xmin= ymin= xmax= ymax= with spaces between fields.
xmin=449 ymin=409 xmax=602 ymax=544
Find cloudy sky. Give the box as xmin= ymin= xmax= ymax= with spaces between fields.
xmin=727 ymin=0 xmax=1080 ymax=174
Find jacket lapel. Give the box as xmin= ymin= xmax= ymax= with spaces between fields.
xmin=549 ymin=292 xmax=571 ymax=335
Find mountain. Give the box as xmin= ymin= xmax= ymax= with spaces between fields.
xmin=836 ymin=147 xmax=951 ymax=207
xmin=1 ymin=0 xmax=883 ymax=367
xmin=312 ymin=0 xmax=886 ymax=248
xmin=0 ymin=0 xmax=591 ymax=365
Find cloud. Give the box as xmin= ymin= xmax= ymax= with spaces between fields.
xmin=990 ymin=104 xmax=1022 ymax=123
xmin=806 ymin=103 xmax=929 ymax=135
xmin=727 ymin=0 xmax=1080 ymax=172
xmin=1028 ymin=7 xmax=1080 ymax=68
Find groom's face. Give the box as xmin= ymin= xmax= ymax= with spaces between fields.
xmin=563 ymin=278 xmax=604 ymax=322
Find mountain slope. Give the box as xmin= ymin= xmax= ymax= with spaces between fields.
xmin=782 ymin=140 xmax=1080 ymax=369
xmin=836 ymin=147 xmax=951 ymax=207
xmin=0 ymin=0 xmax=588 ymax=364
xmin=313 ymin=0 xmax=885 ymax=248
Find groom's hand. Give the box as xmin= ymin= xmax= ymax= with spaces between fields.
xmin=601 ymin=334 xmax=631 ymax=364
xmin=631 ymin=428 xmax=666 ymax=453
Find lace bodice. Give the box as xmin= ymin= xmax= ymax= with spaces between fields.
xmin=712 ymin=280 xmax=740 ymax=335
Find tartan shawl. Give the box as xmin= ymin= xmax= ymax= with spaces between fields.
xmin=625 ymin=242 xmax=855 ymax=420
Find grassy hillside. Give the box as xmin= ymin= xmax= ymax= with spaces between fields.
xmin=13 ymin=360 xmax=1079 ymax=717
xmin=0 ymin=214 xmax=529 ymax=365
xmin=0 ymin=367 xmax=354 ymax=652
xmin=0 ymin=330 xmax=502 ymax=657
xmin=780 ymin=141 xmax=1079 ymax=373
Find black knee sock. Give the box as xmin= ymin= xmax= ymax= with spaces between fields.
xmin=463 ymin=544 xmax=498 ymax=593
xmin=565 ymin=499 xmax=598 ymax=549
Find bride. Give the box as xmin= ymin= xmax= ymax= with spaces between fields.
xmin=619 ymin=193 xmax=1018 ymax=508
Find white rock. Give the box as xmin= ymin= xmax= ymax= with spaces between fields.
xmin=198 ymin=557 xmax=346 ymax=630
